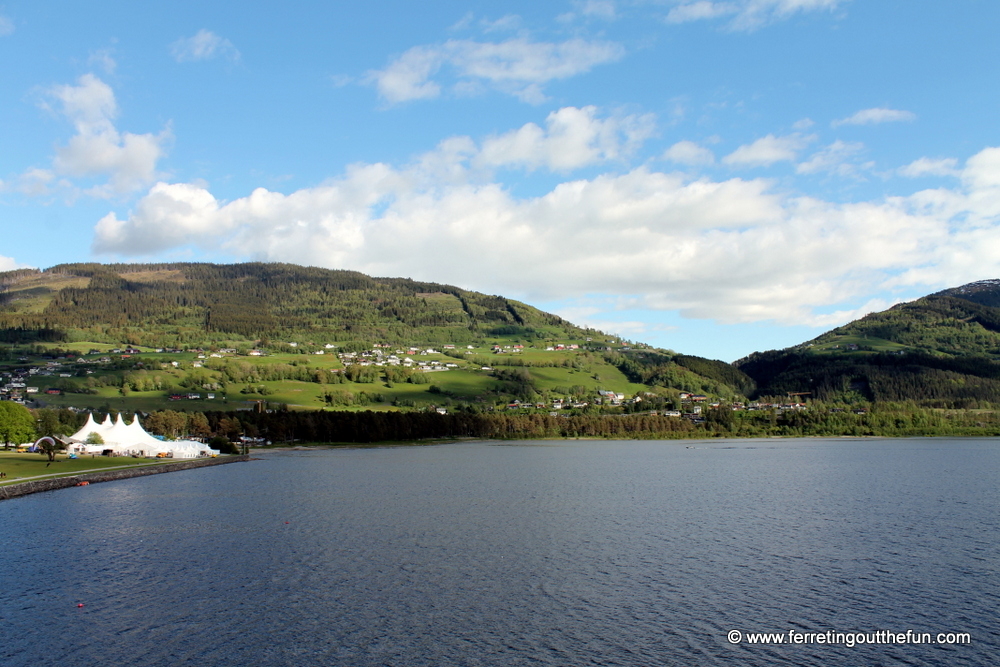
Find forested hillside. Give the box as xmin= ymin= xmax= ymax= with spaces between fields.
xmin=11 ymin=264 xmax=1000 ymax=410
xmin=0 ymin=262 xmax=590 ymax=348
xmin=0 ymin=262 xmax=760 ymax=412
xmin=737 ymin=280 xmax=1000 ymax=406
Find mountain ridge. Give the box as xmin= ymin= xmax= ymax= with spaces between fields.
xmin=0 ymin=262 xmax=592 ymax=349
xmin=736 ymin=279 xmax=1000 ymax=405
xmin=7 ymin=262 xmax=1000 ymax=407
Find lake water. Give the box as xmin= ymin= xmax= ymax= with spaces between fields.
xmin=2 ymin=438 xmax=998 ymax=666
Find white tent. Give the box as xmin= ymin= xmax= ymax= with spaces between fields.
xmin=68 ymin=413 xmax=220 ymax=458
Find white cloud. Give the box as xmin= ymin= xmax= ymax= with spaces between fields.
xmin=666 ymin=0 xmax=844 ymax=31
xmin=89 ymin=95 xmax=1000 ymax=329
xmin=561 ymin=316 xmax=670 ymax=339
xmin=796 ymin=140 xmax=866 ymax=176
xmin=560 ymin=0 xmax=619 ymax=22
xmin=0 ymin=255 xmax=29 ymax=271
xmin=170 ymin=29 xmax=240 ymax=63
xmin=476 ymin=106 xmax=655 ymax=172
xmin=88 ymin=48 xmax=117 ymax=74
xmin=368 ymin=45 xmax=444 ymax=102
xmin=663 ymin=140 xmax=715 ymax=166
xmin=803 ymin=298 xmax=901 ymax=329
xmin=94 ymin=167 xmax=789 ymax=305
xmin=91 ymin=161 xmax=936 ymax=325
xmin=14 ymin=168 xmax=57 ymax=196
xmin=722 ymin=133 xmax=811 ymax=167
xmin=25 ymin=74 xmax=170 ymax=198
xmin=480 ymin=15 xmax=523 ymax=32
xmin=899 ymin=157 xmax=959 ymax=178
xmin=0 ymin=14 xmax=14 ymax=36
xmin=368 ymin=37 xmax=624 ymax=104
xmin=832 ymin=107 xmax=916 ymax=127
xmin=666 ymin=1 xmax=735 ymax=24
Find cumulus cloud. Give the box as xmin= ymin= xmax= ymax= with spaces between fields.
xmin=796 ymin=140 xmax=866 ymax=176
xmin=89 ymin=97 xmax=1000 ymax=328
xmin=90 ymin=160 xmax=940 ymax=325
xmin=24 ymin=74 xmax=170 ymax=198
xmin=722 ymin=133 xmax=811 ymax=167
xmin=94 ymin=167 xmax=788 ymax=306
xmin=170 ymin=29 xmax=240 ymax=63
xmin=476 ymin=106 xmax=655 ymax=172
xmin=0 ymin=255 xmax=29 ymax=271
xmin=666 ymin=0 xmax=844 ymax=31
xmin=899 ymin=157 xmax=959 ymax=178
xmin=663 ymin=140 xmax=715 ymax=166
xmin=832 ymin=107 xmax=916 ymax=127
xmin=0 ymin=14 xmax=13 ymax=36
xmin=18 ymin=74 xmax=172 ymax=198
xmin=368 ymin=37 xmax=624 ymax=104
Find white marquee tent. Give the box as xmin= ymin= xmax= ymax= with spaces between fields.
xmin=68 ymin=413 xmax=220 ymax=458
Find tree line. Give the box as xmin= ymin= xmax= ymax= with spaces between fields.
xmin=4 ymin=403 xmax=1000 ymax=459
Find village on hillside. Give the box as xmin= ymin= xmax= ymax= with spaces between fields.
xmin=0 ymin=338 xmax=812 ymax=423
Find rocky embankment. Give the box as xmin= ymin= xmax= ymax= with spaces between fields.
xmin=0 ymin=455 xmax=250 ymax=501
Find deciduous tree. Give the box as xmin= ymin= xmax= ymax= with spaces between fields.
xmin=0 ymin=402 xmax=36 ymax=449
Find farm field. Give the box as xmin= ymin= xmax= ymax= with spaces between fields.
xmin=13 ymin=342 xmax=677 ymax=414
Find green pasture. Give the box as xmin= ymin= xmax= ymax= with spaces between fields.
xmin=19 ymin=340 xmax=655 ymax=413
xmin=33 ymin=387 xmax=233 ymax=413
xmin=808 ymin=334 xmax=910 ymax=354
xmin=526 ymin=365 xmax=648 ymax=395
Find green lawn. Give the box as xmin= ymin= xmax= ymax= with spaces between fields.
xmin=0 ymin=450 xmax=179 ymax=486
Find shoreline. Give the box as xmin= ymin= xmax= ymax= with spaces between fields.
xmin=0 ymin=455 xmax=250 ymax=502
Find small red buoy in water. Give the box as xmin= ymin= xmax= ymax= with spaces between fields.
xmin=285 ymin=521 xmax=289 ymax=524
xmin=77 ymin=603 xmax=84 ymax=608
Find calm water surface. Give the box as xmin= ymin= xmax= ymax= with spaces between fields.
xmin=2 ymin=438 xmax=998 ymax=666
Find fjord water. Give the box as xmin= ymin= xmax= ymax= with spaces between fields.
xmin=2 ymin=439 xmax=998 ymax=666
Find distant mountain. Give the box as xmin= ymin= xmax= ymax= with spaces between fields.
xmin=933 ymin=279 xmax=1000 ymax=308
xmin=736 ymin=280 xmax=1000 ymax=406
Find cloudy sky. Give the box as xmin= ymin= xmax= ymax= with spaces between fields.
xmin=3 ymin=1 xmax=999 ymax=361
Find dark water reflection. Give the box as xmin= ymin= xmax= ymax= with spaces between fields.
xmin=2 ymin=438 xmax=998 ymax=666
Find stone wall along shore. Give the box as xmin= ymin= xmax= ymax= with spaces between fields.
xmin=0 ymin=455 xmax=250 ymax=501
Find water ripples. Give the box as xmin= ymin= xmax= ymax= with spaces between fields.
xmin=2 ymin=439 xmax=998 ymax=666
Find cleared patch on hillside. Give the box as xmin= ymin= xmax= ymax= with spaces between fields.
xmin=417 ymin=292 xmax=466 ymax=312
xmin=118 ymin=269 xmax=188 ymax=284
xmin=806 ymin=333 xmax=910 ymax=355
xmin=0 ymin=273 xmax=91 ymax=313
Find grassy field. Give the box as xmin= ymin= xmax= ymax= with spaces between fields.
xmin=22 ymin=343 xmax=665 ymax=413
xmin=806 ymin=334 xmax=910 ymax=354
xmin=0 ymin=450 xmax=179 ymax=486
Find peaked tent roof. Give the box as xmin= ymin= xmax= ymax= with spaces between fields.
xmin=68 ymin=413 xmax=220 ymax=458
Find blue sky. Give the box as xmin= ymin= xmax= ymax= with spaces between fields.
xmin=3 ymin=0 xmax=1000 ymax=361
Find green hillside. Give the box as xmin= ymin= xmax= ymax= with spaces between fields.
xmin=0 ymin=262 xmax=753 ymax=413
xmin=0 ymin=262 xmax=593 ymax=348
xmin=736 ymin=281 xmax=1000 ymax=406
